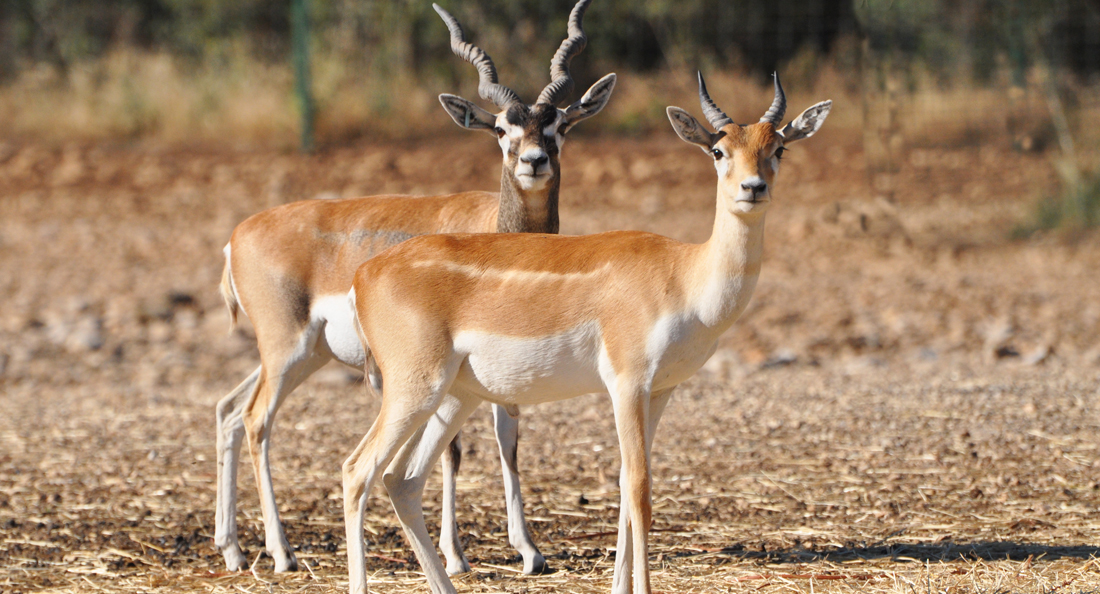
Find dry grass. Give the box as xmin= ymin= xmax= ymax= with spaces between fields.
xmin=6 ymin=48 xmax=1095 ymax=154
xmin=3 ymin=365 xmax=1100 ymax=594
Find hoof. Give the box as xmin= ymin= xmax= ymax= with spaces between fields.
xmin=446 ymin=558 xmax=472 ymax=576
xmin=523 ymin=553 xmax=550 ymax=575
xmin=273 ymin=552 xmax=299 ymax=573
xmin=222 ymin=546 xmax=249 ymax=572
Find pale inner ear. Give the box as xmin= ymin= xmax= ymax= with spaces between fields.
xmin=439 ymin=94 xmax=498 ymax=131
xmin=779 ymin=100 xmax=832 ymax=143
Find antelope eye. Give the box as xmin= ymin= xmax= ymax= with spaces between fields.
xmin=494 ymin=127 xmax=506 ymax=138
xmin=711 ymin=148 xmax=723 ymax=160
xmin=774 ymin=146 xmax=786 ymax=160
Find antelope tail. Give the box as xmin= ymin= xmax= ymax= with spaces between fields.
xmin=220 ymin=245 xmax=240 ymax=331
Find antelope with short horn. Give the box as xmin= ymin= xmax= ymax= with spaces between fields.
xmin=341 ymin=72 xmax=831 ymax=594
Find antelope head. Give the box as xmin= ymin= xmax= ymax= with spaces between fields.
xmin=667 ymin=73 xmax=832 ymax=215
xmin=434 ymin=0 xmax=616 ymax=192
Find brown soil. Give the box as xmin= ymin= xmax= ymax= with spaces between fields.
xmin=1 ymin=130 xmax=1098 ymax=593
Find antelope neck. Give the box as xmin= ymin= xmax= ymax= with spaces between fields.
xmin=496 ymin=168 xmax=560 ymax=234
xmin=689 ymin=190 xmax=767 ymax=329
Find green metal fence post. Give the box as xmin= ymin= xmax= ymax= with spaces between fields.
xmin=292 ymin=0 xmax=315 ymax=153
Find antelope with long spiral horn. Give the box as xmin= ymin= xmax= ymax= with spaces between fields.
xmin=212 ymin=0 xmax=615 ymax=575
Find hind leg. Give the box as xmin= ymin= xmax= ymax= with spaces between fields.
xmin=439 ymin=431 xmax=472 ymax=575
xmin=243 ymin=324 xmax=329 ymax=572
xmin=491 ymin=405 xmax=547 ymax=573
xmin=214 ymin=366 xmax=261 ymax=570
xmin=343 ymin=372 xmax=463 ymax=594
xmin=386 ymin=394 xmax=481 ymax=586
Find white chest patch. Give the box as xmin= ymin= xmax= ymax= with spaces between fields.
xmin=645 ymin=312 xmax=721 ymax=391
xmin=453 ymin=321 xmax=605 ymax=404
xmin=311 ymin=294 xmax=365 ymax=367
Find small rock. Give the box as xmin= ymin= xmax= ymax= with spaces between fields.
xmin=843 ymin=356 xmax=887 ymax=374
xmin=761 ymin=349 xmax=797 ymax=369
xmin=147 ymin=321 xmax=175 ymax=343
xmin=167 ymin=291 xmax=196 ymax=308
xmin=983 ymin=318 xmax=1014 ymax=361
xmin=67 ymin=315 xmax=104 ymax=352
xmin=915 ymin=348 xmax=938 ymax=362
xmin=1022 ymin=345 xmax=1050 ymax=366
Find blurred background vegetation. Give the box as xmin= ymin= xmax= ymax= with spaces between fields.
xmin=1 ymin=0 xmax=1099 ymax=229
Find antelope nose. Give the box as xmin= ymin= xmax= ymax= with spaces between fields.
xmin=741 ymin=179 xmax=767 ymax=194
xmin=521 ymin=152 xmax=548 ymax=169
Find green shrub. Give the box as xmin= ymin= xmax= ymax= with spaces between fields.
xmin=1016 ymin=172 xmax=1100 ymax=237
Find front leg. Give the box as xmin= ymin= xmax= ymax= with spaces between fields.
xmin=612 ymin=388 xmax=672 ymax=594
xmin=492 ymin=404 xmax=547 ymax=574
xmin=609 ymin=382 xmax=658 ymax=594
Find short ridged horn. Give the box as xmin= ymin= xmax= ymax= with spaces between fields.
xmin=434 ymin=3 xmax=521 ymax=109
xmin=697 ymin=72 xmax=734 ymax=131
xmin=536 ymin=0 xmax=591 ymax=106
xmin=759 ymin=72 xmax=787 ymax=125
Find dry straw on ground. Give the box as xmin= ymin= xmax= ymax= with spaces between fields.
xmin=3 ymin=367 xmax=1100 ymax=594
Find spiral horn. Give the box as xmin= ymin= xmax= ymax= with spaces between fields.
xmin=434 ymin=3 xmax=521 ymax=109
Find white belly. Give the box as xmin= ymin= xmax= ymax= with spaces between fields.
xmin=452 ymin=322 xmax=605 ymax=404
xmin=312 ymin=294 xmax=366 ymax=368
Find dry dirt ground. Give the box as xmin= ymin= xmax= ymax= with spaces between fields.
xmin=1 ymin=128 xmax=1099 ymax=593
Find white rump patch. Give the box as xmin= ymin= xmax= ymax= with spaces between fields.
xmin=312 ymin=294 xmax=365 ymax=368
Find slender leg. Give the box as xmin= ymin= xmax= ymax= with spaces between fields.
xmin=491 ymin=404 xmax=547 ymax=573
xmin=342 ymin=379 xmax=457 ymax=594
xmin=386 ymin=394 xmax=481 ymax=591
xmin=243 ymin=326 xmax=329 ymax=573
xmin=613 ymin=389 xmax=672 ymax=594
xmin=214 ymin=366 xmax=262 ymax=570
xmin=439 ymin=432 xmax=472 ymax=575
xmin=611 ymin=483 xmax=633 ymax=594
xmin=608 ymin=385 xmax=672 ymax=594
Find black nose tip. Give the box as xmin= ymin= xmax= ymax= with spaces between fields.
xmin=522 ymin=154 xmax=548 ymax=169
xmin=741 ymin=180 xmax=767 ymax=194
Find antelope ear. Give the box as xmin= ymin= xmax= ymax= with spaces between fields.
xmin=778 ymin=100 xmax=832 ymax=143
xmin=667 ymin=106 xmax=722 ymax=152
xmin=560 ymin=73 xmax=617 ymax=134
xmin=439 ymin=94 xmax=498 ymax=132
